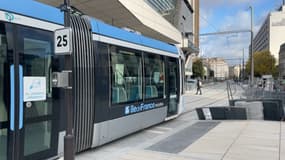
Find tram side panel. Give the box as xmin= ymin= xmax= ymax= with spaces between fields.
xmin=91 ymin=41 xmax=168 ymax=147
xmin=92 ymin=42 xmax=111 ymax=146
xmin=57 ymin=30 xmax=180 ymax=154
xmin=58 ymin=35 xmax=183 ymax=155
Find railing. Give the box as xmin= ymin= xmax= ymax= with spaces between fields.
xmin=242 ymin=83 xmax=285 ymax=120
xmin=226 ymin=80 xmax=237 ymax=101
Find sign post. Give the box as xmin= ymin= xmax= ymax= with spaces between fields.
xmin=55 ymin=0 xmax=74 ymax=160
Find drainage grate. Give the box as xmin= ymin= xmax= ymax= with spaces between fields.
xmin=147 ymin=121 xmax=219 ymax=153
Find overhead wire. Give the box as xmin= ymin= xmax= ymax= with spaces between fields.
xmin=199 ymin=14 xmax=219 ymax=32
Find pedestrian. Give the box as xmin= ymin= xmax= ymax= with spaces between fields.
xmin=263 ymin=79 xmax=266 ymax=89
xmin=196 ymin=79 xmax=202 ymax=95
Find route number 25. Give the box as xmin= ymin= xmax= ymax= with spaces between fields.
xmin=54 ymin=28 xmax=72 ymax=55
xmin=57 ymin=35 xmax=68 ymax=47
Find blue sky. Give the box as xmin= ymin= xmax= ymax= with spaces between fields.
xmin=200 ymin=0 xmax=284 ymax=65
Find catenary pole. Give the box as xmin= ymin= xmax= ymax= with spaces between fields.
xmin=63 ymin=0 xmax=74 ymax=159
xmin=250 ymin=6 xmax=254 ymax=87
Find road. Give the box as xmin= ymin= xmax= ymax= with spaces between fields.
xmin=76 ymin=81 xmax=243 ymax=160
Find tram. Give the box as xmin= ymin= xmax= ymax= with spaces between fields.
xmin=0 ymin=0 xmax=185 ymax=159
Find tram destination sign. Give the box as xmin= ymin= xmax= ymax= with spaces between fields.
xmin=54 ymin=27 xmax=72 ymax=55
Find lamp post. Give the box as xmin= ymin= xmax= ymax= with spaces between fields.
xmin=249 ymin=6 xmax=254 ymax=87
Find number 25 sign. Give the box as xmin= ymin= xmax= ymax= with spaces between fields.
xmin=54 ymin=27 xmax=72 ymax=55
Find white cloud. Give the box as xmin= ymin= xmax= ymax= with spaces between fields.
xmin=200 ymin=10 xmax=257 ymax=65
xmin=200 ymin=34 xmax=250 ymax=66
xmin=221 ymin=11 xmax=251 ymax=31
xmin=199 ymin=1 xmax=270 ymax=65
xmin=200 ymin=8 xmax=213 ymax=29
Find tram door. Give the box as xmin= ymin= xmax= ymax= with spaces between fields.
xmin=167 ymin=58 xmax=179 ymax=116
xmin=0 ymin=22 xmax=10 ymax=160
xmin=0 ymin=22 xmax=58 ymax=160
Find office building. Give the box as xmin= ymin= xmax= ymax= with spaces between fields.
xmin=252 ymin=5 xmax=285 ymax=64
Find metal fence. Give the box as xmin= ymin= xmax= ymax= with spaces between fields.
xmin=241 ymin=86 xmax=285 ymax=119
xmin=244 ymin=87 xmax=285 ymax=101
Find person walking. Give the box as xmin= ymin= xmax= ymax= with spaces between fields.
xmin=196 ymin=79 xmax=202 ymax=95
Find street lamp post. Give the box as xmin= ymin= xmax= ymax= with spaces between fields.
xmin=62 ymin=0 xmax=74 ymax=160
xmin=249 ymin=6 xmax=254 ymax=87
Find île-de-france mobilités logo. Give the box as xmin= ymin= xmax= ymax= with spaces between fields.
xmin=5 ymin=12 xmax=15 ymax=22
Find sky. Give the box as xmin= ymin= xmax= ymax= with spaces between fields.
xmin=200 ymin=0 xmax=284 ymax=65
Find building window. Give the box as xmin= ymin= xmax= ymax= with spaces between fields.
xmin=144 ymin=53 xmax=165 ymax=99
xmin=111 ymin=46 xmax=142 ymax=104
xmin=147 ymin=0 xmax=176 ymax=15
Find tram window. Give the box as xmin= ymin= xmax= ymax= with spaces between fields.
xmin=181 ymin=60 xmax=185 ymax=94
xmin=111 ymin=46 xmax=142 ymax=104
xmin=144 ymin=53 xmax=165 ymax=99
xmin=169 ymin=59 xmax=178 ymax=94
xmin=22 ymin=37 xmax=53 ymax=118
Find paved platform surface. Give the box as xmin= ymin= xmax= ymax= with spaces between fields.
xmin=109 ymin=121 xmax=284 ymax=160
xmin=76 ymin=82 xmax=285 ymax=160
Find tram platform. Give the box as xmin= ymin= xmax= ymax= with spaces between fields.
xmin=76 ymin=120 xmax=285 ymax=160
xmin=123 ymin=121 xmax=285 ymax=160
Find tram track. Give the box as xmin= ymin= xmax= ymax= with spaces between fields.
xmin=182 ymin=82 xmax=240 ymax=116
xmin=184 ymin=83 xmax=229 ymax=104
xmin=182 ymin=94 xmax=228 ymax=116
xmin=184 ymin=89 xmax=227 ymax=104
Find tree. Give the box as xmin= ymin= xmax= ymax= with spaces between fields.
xmin=192 ymin=58 xmax=205 ymax=78
xmin=245 ymin=50 xmax=278 ymax=78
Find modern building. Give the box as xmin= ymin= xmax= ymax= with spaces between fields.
xmin=229 ymin=65 xmax=241 ymax=79
xmin=147 ymin=0 xmax=200 ymax=77
xmin=279 ymin=43 xmax=285 ymax=79
xmin=203 ymin=58 xmax=229 ymax=80
xmin=251 ymin=4 xmax=285 ymax=64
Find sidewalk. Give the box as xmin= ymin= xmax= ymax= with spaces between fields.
xmin=111 ymin=121 xmax=285 ymax=160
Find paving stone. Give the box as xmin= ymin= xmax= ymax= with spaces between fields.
xmin=180 ymin=122 xmax=244 ymax=154
xmin=280 ymin=140 xmax=285 ymax=160
xmin=223 ymin=146 xmax=279 ymax=160
xmin=281 ymin=122 xmax=285 ymax=138
xmin=119 ymin=150 xmax=198 ymax=160
xmin=181 ymin=137 xmax=233 ymax=154
xmin=179 ymin=152 xmax=223 ymax=160
xmin=234 ymin=136 xmax=279 ymax=148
